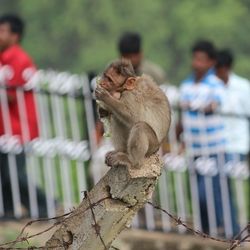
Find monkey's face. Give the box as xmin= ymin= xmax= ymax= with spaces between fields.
xmin=100 ymin=68 xmax=127 ymax=93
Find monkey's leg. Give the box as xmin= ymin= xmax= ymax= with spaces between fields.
xmin=127 ymin=122 xmax=159 ymax=168
xmin=105 ymin=118 xmax=129 ymax=167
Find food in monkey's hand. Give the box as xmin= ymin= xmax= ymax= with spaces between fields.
xmin=96 ymin=77 xmax=121 ymax=137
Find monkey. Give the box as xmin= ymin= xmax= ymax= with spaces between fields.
xmin=95 ymin=59 xmax=171 ymax=169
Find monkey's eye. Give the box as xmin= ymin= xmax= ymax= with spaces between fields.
xmin=103 ymin=76 xmax=115 ymax=86
xmin=103 ymin=73 xmax=114 ymax=85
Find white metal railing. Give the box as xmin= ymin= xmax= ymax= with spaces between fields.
xmin=0 ymin=72 xmax=249 ymax=240
xmin=92 ymin=90 xmax=250 ymax=239
xmin=140 ymin=105 xmax=249 ymax=239
xmin=0 ymin=70 xmax=95 ymax=218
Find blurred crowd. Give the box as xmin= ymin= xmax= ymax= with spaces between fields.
xmin=91 ymin=32 xmax=250 ymax=235
xmin=91 ymin=32 xmax=250 ymax=163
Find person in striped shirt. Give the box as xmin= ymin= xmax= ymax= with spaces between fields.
xmin=180 ymin=40 xmax=226 ymax=235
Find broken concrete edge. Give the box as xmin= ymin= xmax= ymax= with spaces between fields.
xmin=107 ymin=154 xmax=163 ymax=206
xmin=44 ymin=153 xmax=163 ymax=249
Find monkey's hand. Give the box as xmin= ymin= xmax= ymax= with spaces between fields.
xmin=95 ymin=86 xmax=131 ymax=125
xmin=95 ymin=86 xmax=112 ymax=103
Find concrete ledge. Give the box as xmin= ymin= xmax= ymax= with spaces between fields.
xmin=45 ymin=153 xmax=163 ymax=250
xmin=116 ymin=229 xmax=250 ymax=250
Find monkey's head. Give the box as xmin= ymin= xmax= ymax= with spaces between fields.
xmin=100 ymin=59 xmax=137 ymax=94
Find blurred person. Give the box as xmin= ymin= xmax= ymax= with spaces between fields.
xmin=0 ymin=14 xmax=47 ymax=218
xmin=216 ymin=49 xmax=250 ymax=234
xmin=160 ymin=84 xmax=180 ymax=154
xmin=179 ymin=40 xmax=226 ymax=234
xmin=118 ymin=32 xmax=173 ymax=156
xmin=118 ymin=32 xmax=167 ymax=85
xmin=93 ymin=32 xmax=168 ymax=168
xmin=216 ymin=49 xmax=250 ymax=161
xmin=94 ymin=32 xmax=168 ymax=147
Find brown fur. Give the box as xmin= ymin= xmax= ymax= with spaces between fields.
xmin=95 ymin=61 xmax=171 ymax=169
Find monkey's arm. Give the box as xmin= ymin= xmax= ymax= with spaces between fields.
xmin=95 ymin=87 xmax=134 ymax=125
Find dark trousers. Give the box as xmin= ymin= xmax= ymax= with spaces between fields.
xmin=197 ymin=173 xmax=240 ymax=235
xmin=0 ymin=152 xmax=48 ymax=217
xmin=195 ymin=154 xmax=240 ymax=236
xmin=197 ymin=172 xmax=223 ymax=234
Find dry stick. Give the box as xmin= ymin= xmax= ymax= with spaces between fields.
xmin=232 ymin=225 xmax=247 ymax=241
xmin=228 ymin=226 xmax=250 ymax=250
xmin=0 ymin=223 xmax=58 ymax=248
xmin=0 ymin=196 xmax=111 ymax=249
xmin=228 ymin=236 xmax=248 ymax=250
xmin=85 ymin=191 xmax=108 ymax=250
xmin=147 ymin=202 xmax=250 ymax=249
xmin=8 ymin=211 xmax=74 ymax=249
xmin=228 ymin=227 xmax=248 ymax=250
xmin=0 ymin=243 xmax=66 ymax=249
xmin=1 ymin=211 xmax=74 ymax=248
xmin=111 ymin=247 xmax=120 ymax=250
xmin=0 ymin=197 xmax=249 ymax=249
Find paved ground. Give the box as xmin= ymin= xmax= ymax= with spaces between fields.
xmin=0 ymin=220 xmax=249 ymax=250
xmin=116 ymin=229 xmax=249 ymax=250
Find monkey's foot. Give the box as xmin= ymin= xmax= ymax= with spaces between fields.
xmin=105 ymin=152 xmax=131 ymax=168
xmin=105 ymin=150 xmax=119 ymax=167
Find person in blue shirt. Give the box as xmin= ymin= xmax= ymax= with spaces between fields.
xmin=180 ymin=40 xmax=226 ymax=235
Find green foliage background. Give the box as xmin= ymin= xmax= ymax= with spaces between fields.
xmin=1 ymin=0 xmax=250 ymax=84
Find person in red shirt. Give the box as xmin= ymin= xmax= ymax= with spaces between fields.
xmin=0 ymin=14 xmax=47 ymax=218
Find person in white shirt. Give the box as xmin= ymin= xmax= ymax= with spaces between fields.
xmin=216 ymin=49 xmax=250 ymax=160
xmin=215 ymin=49 xmax=250 ymax=235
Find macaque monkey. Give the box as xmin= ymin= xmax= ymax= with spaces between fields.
xmin=95 ymin=59 xmax=171 ymax=169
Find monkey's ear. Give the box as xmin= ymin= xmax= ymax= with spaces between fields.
xmin=124 ymin=77 xmax=136 ymax=90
